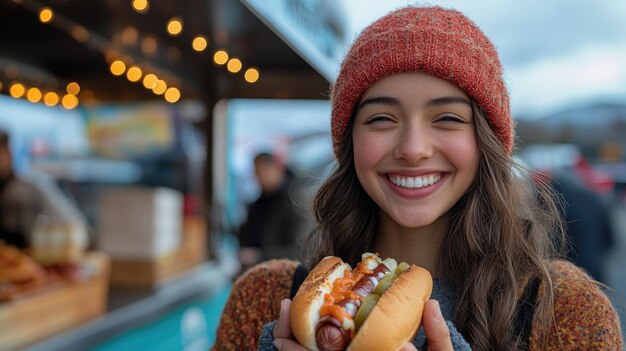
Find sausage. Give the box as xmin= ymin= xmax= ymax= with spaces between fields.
xmin=316 ymin=315 xmax=351 ymax=351
xmin=315 ymin=264 xmax=391 ymax=350
xmin=351 ymin=264 xmax=389 ymax=298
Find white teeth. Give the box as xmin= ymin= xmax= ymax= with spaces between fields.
xmin=389 ymin=174 xmax=442 ymax=189
xmin=407 ymin=178 xmax=414 ymax=187
xmin=415 ymin=177 xmax=423 ymax=187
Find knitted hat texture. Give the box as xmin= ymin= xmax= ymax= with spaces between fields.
xmin=331 ymin=6 xmax=513 ymax=154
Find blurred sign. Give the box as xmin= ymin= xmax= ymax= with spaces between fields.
xmin=84 ymin=103 xmax=175 ymax=158
xmin=240 ymin=0 xmax=347 ymax=81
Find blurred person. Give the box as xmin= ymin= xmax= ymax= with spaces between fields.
xmin=237 ymin=152 xmax=310 ymax=272
xmin=549 ymin=170 xmax=615 ymax=283
xmin=0 ymin=129 xmax=88 ymax=249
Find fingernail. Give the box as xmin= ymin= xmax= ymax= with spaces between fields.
xmin=280 ymin=299 xmax=289 ymax=314
xmin=432 ymin=300 xmax=443 ymax=321
xmin=273 ymin=339 xmax=283 ymax=349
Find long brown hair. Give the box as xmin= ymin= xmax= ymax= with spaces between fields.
xmin=304 ymin=102 xmax=565 ymax=350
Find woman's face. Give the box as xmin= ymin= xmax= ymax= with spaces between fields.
xmin=352 ymin=72 xmax=479 ymax=229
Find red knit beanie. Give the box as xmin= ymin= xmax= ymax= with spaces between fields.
xmin=331 ymin=6 xmax=513 ymax=154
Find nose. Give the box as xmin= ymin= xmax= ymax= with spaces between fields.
xmin=392 ymin=123 xmax=433 ymax=163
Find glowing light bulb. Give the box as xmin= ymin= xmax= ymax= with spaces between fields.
xmin=61 ymin=94 xmax=79 ymax=109
xmin=153 ymin=80 xmax=167 ymax=95
xmin=26 ymin=87 xmax=42 ymax=102
xmin=9 ymin=83 xmax=25 ymax=98
xmin=126 ymin=65 xmax=143 ymax=82
xmin=66 ymin=82 xmax=80 ymax=95
xmin=110 ymin=60 xmax=126 ymax=76
xmin=39 ymin=7 xmax=54 ymax=23
xmin=132 ymin=0 xmax=149 ymax=13
xmin=227 ymin=58 xmax=242 ymax=73
xmin=213 ymin=50 xmax=228 ymax=65
xmin=44 ymin=92 xmax=59 ymax=106
xmin=192 ymin=36 xmax=208 ymax=52
xmin=244 ymin=68 xmax=260 ymax=83
xmin=167 ymin=18 xmax=183 ymax=36
xmin=143 ymin=74 xmax=158 ymax=89
xmin=164 ymin=87 xmax=180 ymax=103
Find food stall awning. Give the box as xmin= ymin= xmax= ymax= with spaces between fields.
xmin=0 ymin=0 xmax=343 ymax=104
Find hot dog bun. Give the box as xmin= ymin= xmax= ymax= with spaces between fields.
xmin=349 ymin=264 xmax=432 ymax=351
xmin=290 ymin=255 xmax=433 ymax=351
xmin=291 ymin=256 xmax=351 ymax=351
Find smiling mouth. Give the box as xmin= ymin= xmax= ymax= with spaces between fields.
xmin=387 ymin=173 xmax=442 ymax=189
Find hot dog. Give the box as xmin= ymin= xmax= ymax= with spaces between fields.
xmin=290 ymin=253 xmax=433 ymax=351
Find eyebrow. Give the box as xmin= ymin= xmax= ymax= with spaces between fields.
xmin=357 ymin=96 xmax=399 ymax=110
xmin=425 ymin=96 xmax=472 ymax=108
xmin=357 ymin=95 xmax=471 ymax=111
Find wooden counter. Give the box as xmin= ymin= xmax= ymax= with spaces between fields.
xmin=0 ymin=253 xmax=110 ymax=351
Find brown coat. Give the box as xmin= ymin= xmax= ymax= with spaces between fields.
xmin=212 ymin=259 xmax=623 ymax=350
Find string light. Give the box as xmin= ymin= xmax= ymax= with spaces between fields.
xmin=164 ymin=87 xmax=180 ymax=103
xmin=66 ymin=82 xmax=80 ymax=95
xmin=132 ymin=0 xmax=149 ymax=14
xmin=192 ymin=36 xmax=207 ymax=52
xmin=26 ymin=87 xmax=42 ymax=102
xmin=152 ymin=80 xmax=167 ymax=95
xmin=213 ymin=50 xmax=229 ymax=65
xmin=9 ymin=83 xmax=26 ymax=98
xmin=17 ymin=2 xmax=263 ymax=101
xmin=227 ymin=58 xmax=242 ymax=73
xmin=61 ymin=94 xmax=79 ymax=109
xmin=43 ymin=92 xmax=60 ymax=106
xmin=110 ymin=60 xmax=126 ymax=76
xmin=166 ymin=17 xmax=183 ymax=36
xmin=39 ymin=7 xmax=54 ymax=24
xmin=142 ymin=74 xmax=158 ymax=89
xmin=126 ymin=65 xmax=143 ymax=82
xmin=244 ymin=68 xmax=260 ymax=83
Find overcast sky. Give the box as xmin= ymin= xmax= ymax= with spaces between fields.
xmin=340 ymin=0 xmax=626 ymax=118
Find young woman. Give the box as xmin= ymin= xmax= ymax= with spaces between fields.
xmin=212 ymin=6 xmax=623 ymax=351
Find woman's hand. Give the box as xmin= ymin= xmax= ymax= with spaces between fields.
xmin=272 ymin=299 xmax=309 ymax=350
xmin=422 ymin=300 xmax=454 ymax=351
xmin=272 ymin=298 xmax=418 ymax=351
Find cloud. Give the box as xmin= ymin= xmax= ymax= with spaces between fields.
xmin=508 ymin=45 xmax=626 ymax=117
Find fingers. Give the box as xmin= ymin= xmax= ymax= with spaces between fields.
xmin=273 ymin=299 xmax=310 ymax=350
xmin=399 ymin=342 xmax=418 ymax=351
xmin=273 ymin=299 xmax=293 ymax=340
xmin=273 ymin=337 xmax=310 ymax=350
xmin=422 ymin=300 xmax=453 ymax=351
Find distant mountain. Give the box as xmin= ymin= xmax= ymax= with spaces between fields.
xmin=515 ymin=102 xmax=626 ymax=156
xmin=538 ymin=102 xmax=626 ymax=128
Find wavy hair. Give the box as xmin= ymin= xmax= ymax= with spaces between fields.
xmin=304 ymin=102 xmax=565 ymax=350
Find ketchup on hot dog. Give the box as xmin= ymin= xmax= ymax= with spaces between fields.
xmin=315 ymin=256 xmax=391 ymax=350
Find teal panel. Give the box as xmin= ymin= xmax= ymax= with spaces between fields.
xmin=92 ymin=284 xmax=232 ymax=351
